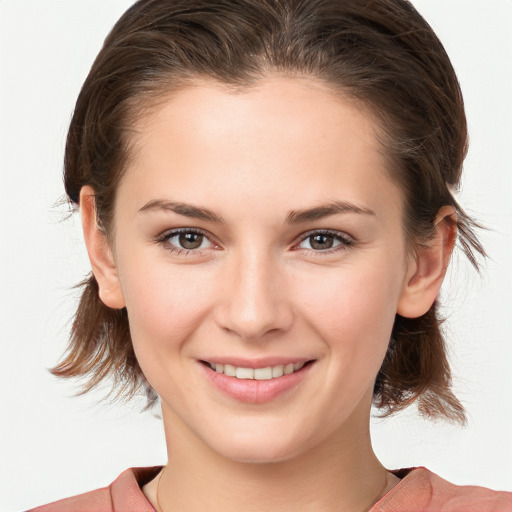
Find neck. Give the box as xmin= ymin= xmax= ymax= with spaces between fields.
xmin=150 ymin=405 xmax=398 ymax=512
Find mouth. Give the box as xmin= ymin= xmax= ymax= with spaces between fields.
xmin=201 ymin=360 xmax=314 ymax=380
xmin=199 ymin=359 xmax=315 ymax=403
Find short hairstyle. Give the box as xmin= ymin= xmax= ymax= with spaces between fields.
xmin=53 ymin=0 xmax=484 ymax=423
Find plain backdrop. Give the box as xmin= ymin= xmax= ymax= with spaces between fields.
xmin=1 ymin=1 xmax=511 ymax=510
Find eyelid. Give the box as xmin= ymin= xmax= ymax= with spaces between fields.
xmin=156 ymin=227 xmax=220 ymax=253
xmin=292 ymin=229 xmax=354 ymax=252
xmin=155 ymin=227 xmax=354 ymax=256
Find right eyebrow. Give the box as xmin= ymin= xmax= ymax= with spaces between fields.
xmin=137 ymin=199 xmax=225 ymax=223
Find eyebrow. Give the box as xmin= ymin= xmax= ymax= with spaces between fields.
xmin=138 ymin=199 xmax=225 ymax=223
xmin=138 ymin=199 xmax=375 ymax=224
xmin=286 ymin=201 xmax=376 ymax=224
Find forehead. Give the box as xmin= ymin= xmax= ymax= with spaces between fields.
xmin=130 ymin=76 xmax=379 ymax=157
xmin=118 ymin=77 xmax=402 ymax=223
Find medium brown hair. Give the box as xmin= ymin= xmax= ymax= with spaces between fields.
xmin=53 ymin=0 xmax=484 ymax=422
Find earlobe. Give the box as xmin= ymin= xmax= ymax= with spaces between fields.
xmin=80 ymin=186 xmax=126 ymax=309
xmin=397 ymin=206 xmax=457 ymax=318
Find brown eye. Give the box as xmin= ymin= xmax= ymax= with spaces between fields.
xmin=309 ymin=234 xmax=334 ymax=250
xmin=179 ymin=232 xmax=204 ymax=249
xmin=161 ymin=230 xmax=213 ymax=253
xmin=297 ymin=231 xmax=352 ymax=252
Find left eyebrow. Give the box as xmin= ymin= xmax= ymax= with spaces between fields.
xmin=286 ymin=201 xmax=376 ymax=224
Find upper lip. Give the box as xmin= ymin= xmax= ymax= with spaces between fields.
xmin=200 ymin=357 xmax=314 ymax=369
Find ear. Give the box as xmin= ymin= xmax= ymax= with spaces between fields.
xmin=397 ymin=206 xmax=457 ymax=318
xmin=80 ymin=186 xmax=126 ymax=309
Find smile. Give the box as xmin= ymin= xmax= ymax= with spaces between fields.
xmin=206 ymin=361 xmax=306 ymax=380
xmin=200 ymin=359 xmax=315 ymax=403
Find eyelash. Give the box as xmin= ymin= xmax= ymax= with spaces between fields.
xmin=156 ymin=228 xmax=354 ymax=256
xmin=156 ymin=227 xmax=215 ymax=256
xmin=295 ymin=230 xmax=354 ymax=254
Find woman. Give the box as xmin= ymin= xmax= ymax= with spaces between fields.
xmin=10 ymin=0 xmax=510 ymax=510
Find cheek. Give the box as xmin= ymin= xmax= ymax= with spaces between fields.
xmin=118 ymin=259 xmax=216 ymax=361
xmin=292 ymin=257 xmax=404 ymax=368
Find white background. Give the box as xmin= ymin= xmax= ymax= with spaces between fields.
xmin=1 ymin=1 xmax=511 ymax=510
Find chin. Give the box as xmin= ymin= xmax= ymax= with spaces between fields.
xmin=217 ymin=444 xmax=300 ymax=465
xmin=204 ymin=426 xmax=313 ymax=465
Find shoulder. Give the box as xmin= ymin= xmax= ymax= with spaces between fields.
xmin=372 ymin=467 xmax=512 ymax=512
xmin=28 ymin=467 xmax=161 ymax=512
xmin=28 ymin=486 xmax=112 ymax=512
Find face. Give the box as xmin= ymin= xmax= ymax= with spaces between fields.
xmin=104 ymin=77 xmax=416 ymax=463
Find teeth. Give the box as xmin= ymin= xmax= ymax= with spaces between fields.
xmin=272 ymin=365 xmax=284 ymax=378
xmin=236 ymin=367 xmax=254 ymax=379
xmin=208 ymin=361 xmax=306 ymax=380
xmin=284 ymin=363 xmax=294 ymax=375
xmin=254 ymin=367 xmax=272 ymax=380
xmin=224 ymin=364 xmax=236 ymax=377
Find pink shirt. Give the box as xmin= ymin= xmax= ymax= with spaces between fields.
xmin=29 ymin=466 xmax=512 ymax=511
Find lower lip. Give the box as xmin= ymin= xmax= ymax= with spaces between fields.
xmin=199 ymin=362 xmax=314 ymax=404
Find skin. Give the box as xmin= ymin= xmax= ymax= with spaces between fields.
xmin=81 ymin=77 xmax=456 ymax=512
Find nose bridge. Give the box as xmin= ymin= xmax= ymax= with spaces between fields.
xmin=217 ymin=243 xmax=293 ymax=340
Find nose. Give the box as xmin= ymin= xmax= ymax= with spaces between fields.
xmin=214 ymin=247 xmax=294 ymax=340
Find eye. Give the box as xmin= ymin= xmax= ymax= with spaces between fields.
xmin=158 ymin=228 xmax=215 ymax=253
xmin=173 ymin=232 xmax=208 ymax=250
xmin=297 ymin=231 xmax=353 ymax=252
